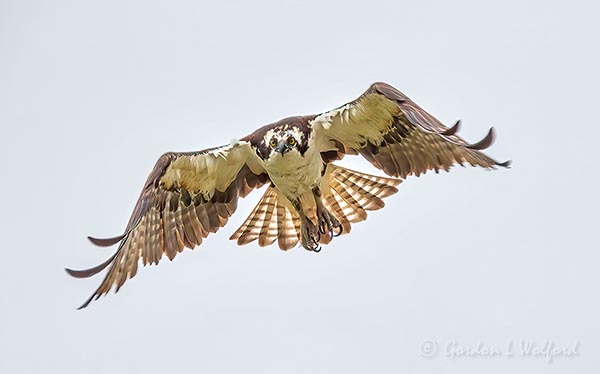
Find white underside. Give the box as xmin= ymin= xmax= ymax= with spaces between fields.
xmin=262 ymin=136 xmax=323 ymax=201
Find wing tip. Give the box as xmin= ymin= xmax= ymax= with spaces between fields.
xmin=65 ymin=267 xmax=82 ymax=278
xmin=497 ymin=159 xmax=512 ymax=168
xmin=75 ymin=292 xmax=99 ymax=310
xmin=87 ymin=234 xmax=125 ymax=247
xmin=462 ymin=127 xmax=510 ymax=167
xmin=64 ymin=266 xmax=99 ymax=279
xmin=65 ymin=251 xmax=119 ymax=279
xmin=441 ymin=120 xmax=461 ymax=136
xmin=466 ymin=127 xmax=495 ymax=150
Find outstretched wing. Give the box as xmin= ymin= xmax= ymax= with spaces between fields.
xmin=311 ymin=82 xmax=510 ymax=178
xmin=66 ymin=141 xmax=268 ymax=309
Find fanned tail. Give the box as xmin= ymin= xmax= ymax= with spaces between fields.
xmin=230 ymin=165 xmax=401 ymax=250
xmin=229 ymin=187 xmax=301 ymax=250
xmin=319 ymin=164 xmax=401 ymax=242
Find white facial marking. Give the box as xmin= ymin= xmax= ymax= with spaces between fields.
xmin=263 ymin=127 xmax=305 ymax=155
xmin=261 ymin=133 xmax=321 ymax=198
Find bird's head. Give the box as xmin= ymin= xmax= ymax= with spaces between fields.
xmin=257 ymin=126 xmax=307 ymax=160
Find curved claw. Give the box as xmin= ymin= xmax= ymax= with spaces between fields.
xmin=332 ymin=225 xmax=343 ymax=237
xmin=304 ymin=239 xmax=321 ymax=252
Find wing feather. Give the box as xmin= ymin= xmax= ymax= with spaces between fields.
xmin=312 ymin=82 xmax=510 ymax=179
xmin=66 ymin=142 xmax=268 ymax=309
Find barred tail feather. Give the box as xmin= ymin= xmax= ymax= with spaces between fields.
xmin=231 ymin=165 xmax=401 ymax=250
xmin=230 ymin=187 xmax=301 ymax=250
xmin=321 ymin=164 xmax=401 ymax=238
xmin=276 ymin=202 xmax=301 ymax=250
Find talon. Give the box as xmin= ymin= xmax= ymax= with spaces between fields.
xmin=305 ymin=239 xmax=320 ymax=252
xmin=333 ymin=225 xmax=343 ymax=237
xmin=302 ymin=238 xmax=318 ymax=252
xmin=328 ymin=228 xmax=334 ymax=240
xmin=319 ymin=225 xmax=326 ymax=235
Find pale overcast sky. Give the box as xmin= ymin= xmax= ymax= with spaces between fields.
xmin=1 ymin=0 xmax=598 ymax=373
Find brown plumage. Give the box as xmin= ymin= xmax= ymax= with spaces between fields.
xmin=66 ymin=82 xmax=510 ymax=309
xmin=230 ymin=164 xmax=401 ymax=250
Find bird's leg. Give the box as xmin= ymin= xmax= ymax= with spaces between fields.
xmin=291 ymin=199 xmax=321 ymax=252
xmin=312 ymin=185 xmax=342 ymax=239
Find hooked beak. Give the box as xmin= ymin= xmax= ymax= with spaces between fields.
xmin=275 ymin=141 xmax=291 ymax=156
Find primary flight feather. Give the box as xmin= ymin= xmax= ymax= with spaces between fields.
xmin=66 ymin=82 xmax=510 ymax=309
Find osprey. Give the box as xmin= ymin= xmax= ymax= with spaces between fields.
xmin=67 ymin=82 xmax=510 ymax=308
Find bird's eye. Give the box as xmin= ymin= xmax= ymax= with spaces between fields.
xmin=269 ymin=139 xmax=277 ymax=147
xmin=288 ymin=137 xmax=296 ymax=146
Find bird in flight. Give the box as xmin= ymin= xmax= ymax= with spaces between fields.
xmin=67 ymin=82 xmax=510 ymax=309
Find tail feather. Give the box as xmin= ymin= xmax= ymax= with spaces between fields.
xmin=321 ymin=164 xmax=401 ymax=235
xmin=230 ymin=187 xmax=300 ymax=250
xmin=257 ymin=190 xmax=278 ymax=247
xmin=276 ymin=203 xmax=300 ymax=250
xmin=330 ymin=182 xmax=368 ymax=222
xmin=229 ymin=188 xmax=272 ymax=245
xmin=231 ymin=165 xmax=402 ymax=250
xmin=324 ymin=193 xmax=353 ymax=234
